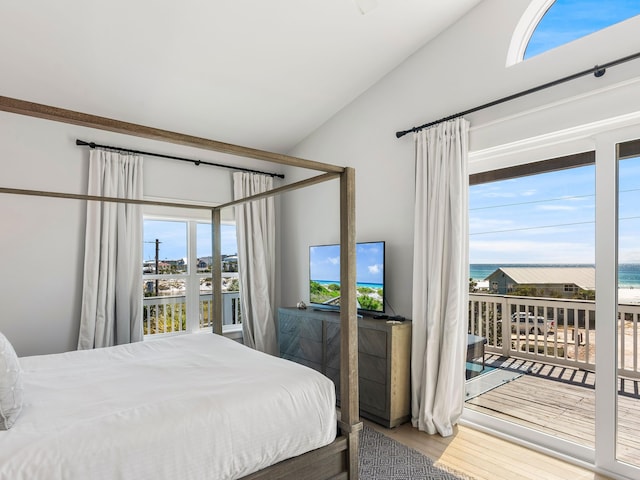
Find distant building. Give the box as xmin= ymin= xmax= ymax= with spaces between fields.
xmin=196 ymin=258 xmax=209 ymax=269
xmin=486 ymin=267 xmax=595 ymax=298
xmin=198 ymin=256 xmax=213 ymax=267
xmin=223 ymin=255 xmax=238 ymax=272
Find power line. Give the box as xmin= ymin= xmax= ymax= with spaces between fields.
xmin=470 ymin=220 xmax=594 ymax=236
xmin=470 ymin=215 xmax=640 ymax=236
xmin=469 ymin=188 xmax=640 ymax=212
xmin=470 ymin=193 xmax=594 ymax=211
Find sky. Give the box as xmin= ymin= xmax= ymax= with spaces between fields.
xmin=144 ymin=2 xmax=640 ymax=267
xmin=143 ymin=220 xmax=238 ymax=261
xmin=525 ymin=0 xmax=640 ymax=59
xmin=470 ymin=0 xmax=640 ymax=265
xmin=470 ymin=157 xmax=640 ymax=264
xmin=309 ymin=242 xmax=385 ymax=285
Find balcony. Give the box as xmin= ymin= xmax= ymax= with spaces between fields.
xmin=467 ymin=293 xmax=640 ymax=464
xmin=143 ymin=291 xmax=241 ymax=335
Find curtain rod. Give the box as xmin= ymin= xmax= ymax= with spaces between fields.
xmin=75 ymin=139 xmax=285 ymax=179
xmin=395 ymin=51 xmax=640 ymax=139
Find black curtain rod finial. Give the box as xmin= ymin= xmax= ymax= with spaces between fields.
xmin=76 ymin=139 xmax=96 ymax=148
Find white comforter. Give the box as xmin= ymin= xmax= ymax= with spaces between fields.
xmin=0 ymin=333 xmax=337 ymax=480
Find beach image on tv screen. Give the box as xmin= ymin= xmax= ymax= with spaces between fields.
xmin=309 ymin=242 xmax=384 ymax=312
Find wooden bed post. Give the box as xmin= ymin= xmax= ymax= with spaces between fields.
xmin=212 ymin=207 xmax=223 ymax=335
xmin=340 ymin=166 xmax=361 ymax=479
xmin=0 ymin=95 xmax=357 ymax=480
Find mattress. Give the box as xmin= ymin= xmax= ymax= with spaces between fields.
xmin=0 ymin=333 xmax=337 ymax=480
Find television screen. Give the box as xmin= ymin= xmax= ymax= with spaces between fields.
xmin=309 ymin=241 xmax=385 ymax=314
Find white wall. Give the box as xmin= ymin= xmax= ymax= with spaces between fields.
xmin=0 ymin=111 xmax=280 ymax=356
xmin=4 ymin=0 xmax=640 ymax=354
xmin=279 ymin=0 xmax=640 ymax=318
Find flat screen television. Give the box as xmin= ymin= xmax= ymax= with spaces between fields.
xmin=309 ymin=241 xmax=385 ymax=315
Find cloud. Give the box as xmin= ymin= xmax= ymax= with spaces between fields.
xmin=328 ymin=256 xmax=339 ymax=265
xmin=470 ymin=239 xmax=594 ymax=264
xmin=368 ymin=264 xmax=382 ymax=275
xmin=469 ymin=218 xmax=514 ymax=232
xmin=619 ymin=249 xmax=640 ymax=263
xmin=483 ymin=192 xmax=517 ymax=198
xmin=536 ymin=205 xmax=577 ymax=211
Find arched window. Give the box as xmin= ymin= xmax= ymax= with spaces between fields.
xmin=507 ymin=0 xmax=640 ymax=64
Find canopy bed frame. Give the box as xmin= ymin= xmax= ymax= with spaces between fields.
xmin=0 ymin=95 xmax=362 ymax=480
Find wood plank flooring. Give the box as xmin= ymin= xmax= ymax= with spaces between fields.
xmin=367 ymin=420 xmax=612 ymax=480
xmin=465 ymin=355 xmax=640 ymax=465
xmin=365 ymin=353 xmax=640 ymax=479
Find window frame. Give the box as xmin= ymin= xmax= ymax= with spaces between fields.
xmin=142 ymin=211 xmax=241 ymax=338
xmin=465 ymin=114 xmax=640 ymax=480
xmin=506 ymin=0 xmax=640 ymax=66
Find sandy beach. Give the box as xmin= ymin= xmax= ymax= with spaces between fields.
xmin=619 ymin=287 xmax=640 ymax=304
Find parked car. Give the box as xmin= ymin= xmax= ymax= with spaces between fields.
xmin=510 ymin=312 xmax=555 ymax=335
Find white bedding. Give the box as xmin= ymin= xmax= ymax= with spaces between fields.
xmin=0 ymin=333 xmax=337 ymax=480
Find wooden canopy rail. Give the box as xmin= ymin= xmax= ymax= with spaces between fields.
xmin=0 ymin=96 xmax=344 ymax=174
xmin=0 ymin=96 xmax=361 ymax=479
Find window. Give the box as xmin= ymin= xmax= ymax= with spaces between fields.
xmin=507 ymin=0 xmax=640 ymax=65
xmin=467 ymin=152 xmax=599 ymax=462
xmin=142 ymin=217 xmax=240 ymax=337
xmin=524 ymin=0 xmax=640 ymax=60
xmin=469 ymin=155 xmax=595 ymax=268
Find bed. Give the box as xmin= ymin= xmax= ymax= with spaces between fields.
xmin=0 ymin=96 xmax=361 ymax=479
xmin=0 ymin=333 xmax=337 ymax=480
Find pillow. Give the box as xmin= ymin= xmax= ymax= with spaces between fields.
xmin=0 ymin=331 xmax=23 ymax=430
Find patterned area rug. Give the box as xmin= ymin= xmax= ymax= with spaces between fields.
xmin=359 ymin=425 xmax=475 ymax=480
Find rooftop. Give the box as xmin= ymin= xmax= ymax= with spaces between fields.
xmin=487 ymin=267 xmax=596 ymax=290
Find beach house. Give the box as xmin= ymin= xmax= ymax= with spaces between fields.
xmin=486 ymin=266 xmax=596 ymax=298
xmin=2 ymin=1 xmax=640 ymax=479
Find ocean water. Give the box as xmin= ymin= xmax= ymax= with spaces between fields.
xmin=470 ymin=264 xmax=640 ymax=288
xmin=312 ymin=280 xmax=383 ymax=290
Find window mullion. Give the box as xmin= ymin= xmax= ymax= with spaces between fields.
xmin=187 ymin=220 xmax=199 ymax=332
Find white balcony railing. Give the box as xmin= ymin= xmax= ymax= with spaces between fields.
xmin=143 ymin=292 xmax=241 ymax=336
xmin=469 ymin=293 xmax=640 ymax=379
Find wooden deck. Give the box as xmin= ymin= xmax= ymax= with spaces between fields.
xmin=465 ymin=355 xmax=640 ymax=466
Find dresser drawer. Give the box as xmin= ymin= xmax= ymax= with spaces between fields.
xmin=279 ymin=332 xmax=323 ymax=365
xmin=359 ymin=328 xmax=387 ymax=358
xmin=326 ymin=351 xmax=386 ymax=384
xmin=279 ymin=313 xmax=323 ymax=341
xmin=328 ymin=368 xmax=387 ymax=417
xmin=277 ymin=307 xmax=411 ymax=428
xmin=282 ymin=353 xmax=322 ymax=373
xmin=326 ymin=322 xmax=387 ymax=358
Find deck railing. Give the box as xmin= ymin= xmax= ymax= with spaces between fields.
xmin=468 ymin=293 xmax=640 ymax=379
xmin=143 ymin=292 xmax=241 ymax=336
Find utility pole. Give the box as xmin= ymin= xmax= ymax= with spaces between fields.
xmin=144 ymin=239 xmax=162 ymax=295
xmin=155 ymin=238 xmax=160 ymax=294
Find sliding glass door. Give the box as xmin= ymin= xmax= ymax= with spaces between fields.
xmin=466 ymin=156 xmax=596 ymax=453
xmin=615 ymin=139 xmax=640 ymax=471
xmin=465 ymin=126 xmax=640 ymax=480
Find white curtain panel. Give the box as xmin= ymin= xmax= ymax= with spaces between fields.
xmin=411 ymin=118 xmax=469 ymax=437
xmin=233 ymin=172 xmax=277 ymax=355
xmin=78 ymin=149 xmax=143 ymax=349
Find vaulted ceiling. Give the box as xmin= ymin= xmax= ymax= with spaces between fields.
xmin=1 ymin=0 xmax=481 ymax=153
